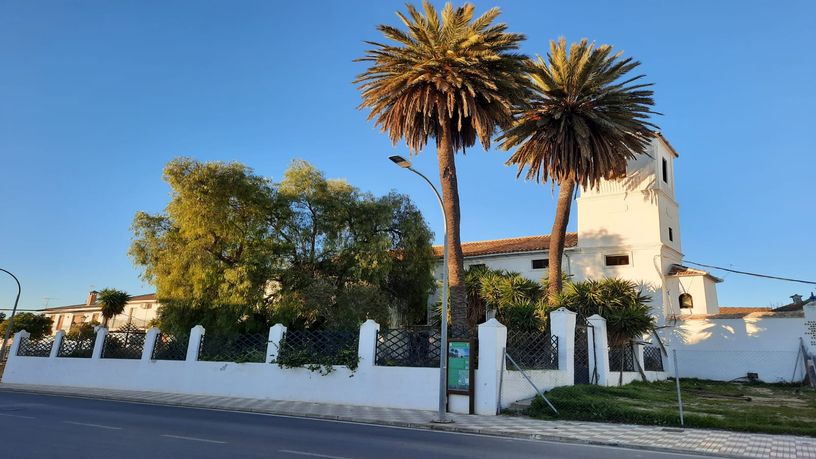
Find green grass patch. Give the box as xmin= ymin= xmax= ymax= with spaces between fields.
xmin=527 ymin=379 xmax=816 ymax=437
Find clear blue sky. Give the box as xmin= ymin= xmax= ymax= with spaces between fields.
xmin=1 ymin=1 xmax=814 ymax=311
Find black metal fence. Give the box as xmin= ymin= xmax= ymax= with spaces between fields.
xmin=152 ymin=333 xmax=189 ymax=361
xmin=17 ymin=337 xmax=55 ymax=357
xmin=57 ymin=338 xmax=94 ymax=358
xmin=375 ymin=327 xmax=441 ymax=368
xmin=278 ymin=330 xmax=358 ymax=365
xmin=609 ymin=346 xmax=636 ymax=372
xmin=643 ymin=346 xmax=664 ymax=371
xmin=101 ymin=329 xmax=147 ymax=360
xmin=198 ymin=333 xmax=268 ymax=363
xmin=506 ymin=330 xmax=559 ymax=370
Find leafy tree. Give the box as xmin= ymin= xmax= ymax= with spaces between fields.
xmin=131 ymin=159 xmax=435 ymax=336
xmin=355 ymin=1 xmax=530 ymax=337
xmin=499 ymin=39 xmax=657 ymax=303
xmin=97 ymin=289 xmax=131 ymax=327
xmin=0 ymin=313 xmax=53 ymax=340
xmin=66 ymin=321 xmax=99 ymax=341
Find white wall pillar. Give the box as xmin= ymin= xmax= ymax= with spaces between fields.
xmin=186 ymin=325 xmax=205 ymax=362
xmin=267 ymin=324 xmax=287 ymax=364
xmin=357 ymin=319 xmax=380 ymax=369
xmin=8 ymin=330 xmax=29 ymax=360
xmin=142 ymin=327 xmax=160 ymax=361
xmin=586 ymin=314 xmax=610 ymax=386
xmin=475 ymin=318 xmax=507 ymax=416
xmin=92 ymin=327 xmax=108 ymax=360
xmin=634 ymin=342 xmax=645 ymax=374
xmin=549 ymin=308 xmax=576 ymax=383
xmin=50 ymin=330 xmax=65 ymax=358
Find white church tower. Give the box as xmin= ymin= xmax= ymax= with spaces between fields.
xmin=571 ymin=133 xmax=720 ymax=320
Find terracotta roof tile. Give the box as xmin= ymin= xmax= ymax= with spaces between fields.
xmin=667 ymin=264 xmax=723 ymax=283
xmin=42 ymin=293 xmax=156 ymax=312
xmin=718 ymin=307 xmax=772 ymax=314
xmin=433 ymin=233 xmax=577 ymax=258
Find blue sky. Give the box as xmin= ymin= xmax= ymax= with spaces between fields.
xmin=1 ymin=1 xmax=814 ymax=311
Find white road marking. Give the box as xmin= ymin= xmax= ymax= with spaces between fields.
xmin=161 ymin=434 xmax=227 ymax=444
xmin=0 ymin=412 xmax=36 ymax=419
xmin=63 ymin=421 xmax=122 ymax=430
xmin=278 ymin=450 xmax=351 ymax=459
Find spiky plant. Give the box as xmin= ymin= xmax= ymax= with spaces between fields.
xmin=355 ymin=1 xmax=530 ymax=337
xmin=499 ymin=38 xmax=658 ymax=302
xmin=97 ymin=288 xmax=131 ymax=328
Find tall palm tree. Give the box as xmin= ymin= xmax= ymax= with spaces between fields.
xmin=499 ymin=38 xmax=658 ymax=303
xmin=355 ymin=1 xmax=529 ymax=336
xmin=97 ymin=288 xmax=131 ymax=328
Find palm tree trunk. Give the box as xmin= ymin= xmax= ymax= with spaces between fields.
xmin=436 ymin=123 xmax=469 ymax=338
xmin=547 ymin=177 xmax=576 ymax=303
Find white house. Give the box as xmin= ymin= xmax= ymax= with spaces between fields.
xmin=432 ymin=133 xmax=722 ymax=323
xmin=42 ymin=291 xmax=160 ymax=335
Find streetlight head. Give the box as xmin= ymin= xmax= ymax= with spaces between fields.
xmin=389 ymin=155 xmax=412 ymax=169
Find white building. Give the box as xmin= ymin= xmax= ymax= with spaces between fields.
xmin=433 ymin=133 xmax=722 ymax=322
xmin=42 ymin=291 xmax=160 ymax=335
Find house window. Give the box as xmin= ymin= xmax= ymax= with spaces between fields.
xmin=91 ymin=313 xmax=99 ymax=323
xmin=55 ymin=315 xmax=64 ymax=330
xmin=531 ymin=259 xmax=549 ymax=270
xmin=468 ymin=264 xmax=486 ymax=272
xmin=662 ymin=158 xmax=668 ymax=183
xmin=668 ymin=227 xmax=674 ymax=242
xmin=679 ymin=293 xmax=694 ymax=309
xmin=605 ymin=255 xmax=630 ymax=266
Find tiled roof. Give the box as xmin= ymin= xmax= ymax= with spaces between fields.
xmin=667 ymin=264 xmax=723 ymax=283
xmin=718 ymin=307 xmax=772 ymax=314
xmin=41 ymin=293 xmax=156 ymax=312
xmin=433 ymin=233 xmax=578 ymax=258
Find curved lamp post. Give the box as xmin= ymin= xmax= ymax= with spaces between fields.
xmin=0 ymin=268 xmax=21 ymax=360
xmin=389 ymin=155 xmax=452 ymax=424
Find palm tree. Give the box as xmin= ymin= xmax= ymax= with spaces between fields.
xmin=499 ymin=38 xmax=658 ymax=303
xmin=97 ymin=288 xmax=131 ymax=328
xmin=355 ymin=1 xmax=529 ymax=336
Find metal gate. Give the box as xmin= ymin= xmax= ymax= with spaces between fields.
xmin=574 ymin=317 xmax=598 ymax=385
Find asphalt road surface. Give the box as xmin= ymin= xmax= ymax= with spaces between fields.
xmin=0 ymin=391 xmax=714 ymax=459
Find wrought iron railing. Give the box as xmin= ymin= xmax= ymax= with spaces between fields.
xmin=278 ymin=330 xmax=358 ymax=365
xmin=505 ymin=330 xmax=558 ymax=370
xmin=17 ymin=337 xmax=55 ymax=357
xmin=57 ymin=338 xmax=94 ymax=358
xmin=198 ymin=333 xmax=268 ymax=363
xmin=643 ymin=346 xmax=664 ymax=371
xmin=102 ymin=328 xmax=147 ymax=359
xmin=375 ymin=327 xmax=441 ymax=367
xmin=152 ymin=333 xmax=189 ymax=361
xmin=609 ymin=346 xmax=636 ymax=372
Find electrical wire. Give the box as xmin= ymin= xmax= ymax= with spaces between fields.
xmin=684 ymin=261 xmax=816 ymax=286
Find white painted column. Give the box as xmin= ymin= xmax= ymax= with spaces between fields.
xmin=8 ymin=330 xmax=29 ymax=360
xmin=586 ymin=314 xmax=610 ymax=386
xmin=50 ymin=330 xmax=65 ymax=358
xmin=142 ymin=327 xmax=160 ymax=361
xmin=634 ymin=342 xmax=645 ymax=375
xmin=549 ymin=308 xmax=576 ymax=384
xmin=186 ymin=325 xmax=205 ymax=362
xmin=267 ymin=324 xmax=287 ymax=364
xmin=357 ymin=319 xmax=380 ymax=369
xmin=475 ymin=318 xmax=507 ymax=416
xmin=92 ymin=327 xmax=108 ymax=360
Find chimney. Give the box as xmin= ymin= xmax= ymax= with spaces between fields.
xmin=791 ymin=294 xmax=804 ymax=306
xmin=87 ymin=290 xmax=98 ymax=305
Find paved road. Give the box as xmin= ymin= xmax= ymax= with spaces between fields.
xmin=0 ymin=391 xmax=713 ymax=459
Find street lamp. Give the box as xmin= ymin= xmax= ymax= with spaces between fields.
xmin=389 ymin=155 xmax=452 ymax=424
xmin=0 ymin=268 xmax=22 ymax=361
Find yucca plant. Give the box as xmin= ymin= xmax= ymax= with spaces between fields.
xmin=500 ymin=38 xmax=658 ymax=302
xmin=355 ymin=1 xmax=530 ymax=336
xmin=97 ymin=288 xmax=131 ymax=328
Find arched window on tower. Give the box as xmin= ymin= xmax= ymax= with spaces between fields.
xmin=679 ymin=293 xmax=694 ymax=309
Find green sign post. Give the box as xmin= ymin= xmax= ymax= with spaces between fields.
xmin=447 ymin=340 xmax=470 ymax=392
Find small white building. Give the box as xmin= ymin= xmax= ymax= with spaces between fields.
xmin=433 ymin=133 xmax=722 ymax=323
xmin=42 ymin=291 xmax=160 ymax=334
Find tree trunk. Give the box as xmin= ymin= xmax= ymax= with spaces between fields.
xmin=547 ymin=177 xmax=576 ymax=304
xmin=436 ymin=123 xmax=469 ymax=338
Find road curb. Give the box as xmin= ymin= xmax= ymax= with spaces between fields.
xmin=0 ymin=385 xmax=737 ymax=458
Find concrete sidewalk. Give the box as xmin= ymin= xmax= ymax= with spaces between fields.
xmin=1 ymin=383 xmax=813 ymax=459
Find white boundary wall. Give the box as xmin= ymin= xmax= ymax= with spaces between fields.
xmin=661 ymin=305 xmax=816 ymax=383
